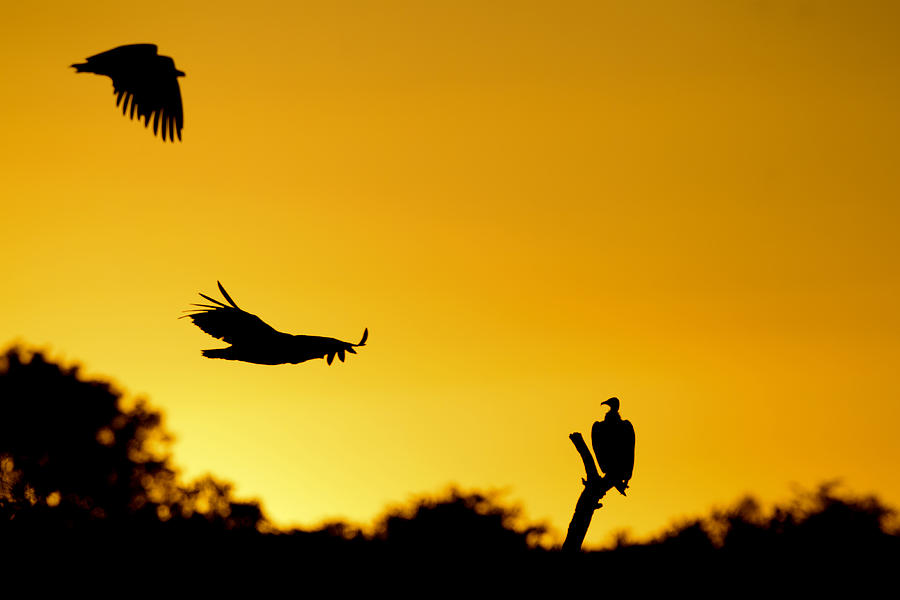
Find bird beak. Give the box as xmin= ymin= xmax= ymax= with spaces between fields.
xmin=601 ymin=399 xmax=612 ymax=406
xmin=176 ymin=69 xmax=186 ymax=77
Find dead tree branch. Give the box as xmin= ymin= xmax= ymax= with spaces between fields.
xmin=562 ymin=431 xmax=615 ymax=553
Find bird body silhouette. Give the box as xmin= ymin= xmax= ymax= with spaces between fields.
xmin=591 ymin=397 xmax=635 ymax=496
xmin=72 ymin=44 xmax=184 ymax=141
xmin=183 ymin=282 xmax=367 ymax=366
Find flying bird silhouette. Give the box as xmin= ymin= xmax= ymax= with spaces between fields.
xmin=182 ymin=282 xmax=368 ymax=366
xmin=71 ymin=44 xmax=184 ymax=141
xmin=591 ymin=397 xmax=635 ymax=496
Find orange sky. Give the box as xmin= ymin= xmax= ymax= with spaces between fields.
xmin=2 ymin=0 xmax=899 ymax=547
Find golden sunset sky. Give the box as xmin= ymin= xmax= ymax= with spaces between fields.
xmin=2 ymin=0 xmax=899 ymax=547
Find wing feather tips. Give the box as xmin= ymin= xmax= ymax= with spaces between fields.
xmin=357 ymin=328 xmax=368 ymax=346
xmin=217 ymin=281 xmax=240 ymax=309
xmin=198 ymin=293 xmax=228 ymax=308
xmin=72 ymin=45 xmax=185 ymax=142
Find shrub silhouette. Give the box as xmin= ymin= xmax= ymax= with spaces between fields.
xmin=0 ymin=346 xmax=264 ymax=537
xmin=374 ymin=487 xmax=548 ymax=555
xmin=1 ymin=343 xmax=897 ymax=584
xmin=599 ymin=483 xmax=899 ymax=587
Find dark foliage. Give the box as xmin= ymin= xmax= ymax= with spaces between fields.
xmin=0 ymin=346 xmax=265 ymax=540
xmin=2 ymin=344 xmax=897 ymax=588
xmin=374 ymin=487 xmax=548 ymax=554
xmin=593 ymin=484 xmax=899 ymax=590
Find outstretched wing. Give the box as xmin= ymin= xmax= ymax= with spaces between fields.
xmin=182 ymin=281 xmax=280 ymax=344
xmin=74 ymin=44 xmax=159 ymax=74
xmin=291 ymin=328 xmax=369 ymax=365
xmin=72 ymin=44 xmax=184 ymax=141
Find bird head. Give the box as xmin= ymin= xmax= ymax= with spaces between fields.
xmin=161 ymin=55 xmax=185 ymax=77
xmin=601 ymin=397 xmax=620 ymax=412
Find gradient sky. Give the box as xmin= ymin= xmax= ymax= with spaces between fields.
xmin=2 ymin=0 xmax=899 ymax=547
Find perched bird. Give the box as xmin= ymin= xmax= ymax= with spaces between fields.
xmin=71 ymin=44 xmax=184 ymax=141
xmin=591 ymin=397 xmax=635 ymax=496
xmin=182 ymin=282 xmax=368 ymax=366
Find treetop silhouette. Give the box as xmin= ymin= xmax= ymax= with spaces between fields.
xmin=1 ymin=345 xmax=897 ymax=580
xmin=0 ymin=346 xmax=264 ymax=535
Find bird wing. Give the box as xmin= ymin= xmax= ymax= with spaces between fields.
xmin=72 ymin=44 xmax=183 ymax=141
xmin=74 ymin=44 xmax=160 ymax=73
xmin=158 ymin=64 xmax=184 ymax=141
xmin=291 ymin=328 xmax=369 ymax=365
xmin=182 ymin=282 xmax=280 ymax=345
xmin=135 ymin=54 xmax=183 ymax=141
xmin=622 ymin=419 xmax=635 ymax=481
xmin=591 ymin=420 xmax=611 ymax=475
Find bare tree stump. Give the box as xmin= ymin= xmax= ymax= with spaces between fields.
xmin=562 ymin=432 xmax=616 ymax=553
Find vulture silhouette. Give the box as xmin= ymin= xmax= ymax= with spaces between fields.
xmin=182 ymin=282 xmax=368 ymax=366
xmin=591 ymin=397 xmax=635 ymax=496
xmin=71 ymin=44 xmax=184 ymax=141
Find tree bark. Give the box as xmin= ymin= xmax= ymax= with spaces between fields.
xmin=562 ymin=432 xmax=615 ymax=553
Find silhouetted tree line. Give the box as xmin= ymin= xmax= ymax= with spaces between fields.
xmin=0 ymin=346 xmax=266 ymax=541
xmin=596 ymin=485 xmax=899 ymax=584
xmin=2 ymin=345 xmax=897 ymax=583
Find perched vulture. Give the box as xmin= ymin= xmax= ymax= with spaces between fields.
xmin=182 ymin=282 xmax=368 ymax=366
xmin=591 ymin=397 xmax=635 ymax=496
xmin=71 ymin=44 xmax=184 ymax=141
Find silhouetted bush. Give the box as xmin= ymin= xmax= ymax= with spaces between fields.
xmin=374 ymin=487 xmax=548 ymax=554
xmin=592 ymin=483 xmax=900 ymax=587
xmin=2 ymin=343 xmax=897 ymax=586
xmin=0 ymin=346 xmax=265 ymax=539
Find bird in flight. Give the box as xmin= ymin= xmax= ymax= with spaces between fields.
xmin=591 ymin=397 xmax=635 ymax=496
xmin=71 ymin=44 xmax=184 ymax=141
xmin=182 ymin=282 xmax=368 ymax=366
